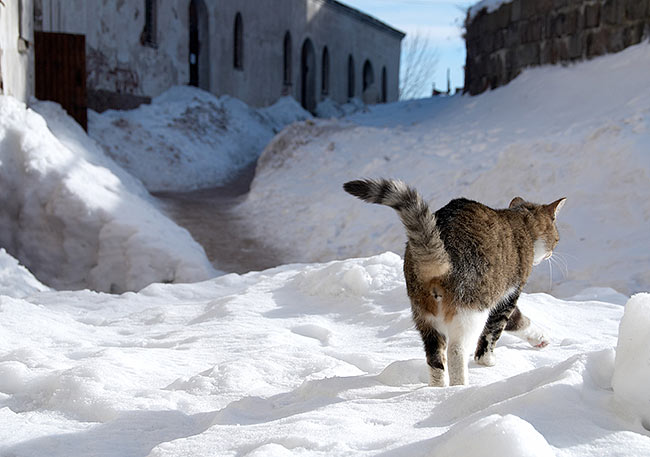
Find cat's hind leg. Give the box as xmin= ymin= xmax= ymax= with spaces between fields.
xmin=474 ymin=292 xmax=519 ymax=367
xmin=418 ymin=323 xmax=448 ymax=387
xmin=506 ymin=305 xmax=549 ymax=348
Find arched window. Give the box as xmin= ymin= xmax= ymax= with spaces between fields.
xmin=381 ymin=66 xmax=387 ymax=103
xmin=283 ymin=31 xmax=292 ymax=85
xmin=233 ymin=12 xmax=243 ymax=69
xmin=347 ymin=55 xmax=355 ymax=99
xmin=142 ymin=0 xmax=157 ymax=47
xmin=362 ymin=60 xmax=374 ymax=92
xmin=321 ymin=47 xmax=330 ymax=96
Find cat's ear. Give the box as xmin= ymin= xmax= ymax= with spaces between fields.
xmin=509 ymin=197 xmax=525 ymax=208
xmin=547 ymin=198 xmax=566 ymax=219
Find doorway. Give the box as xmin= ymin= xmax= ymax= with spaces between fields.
xmin=189 ymin=0 xmax=210 ymax=90
xmin=301 ymin=38 xmax=316 ymax=112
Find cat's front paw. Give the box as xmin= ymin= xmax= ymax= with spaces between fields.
xmin=474 ymin=351 xmax=496 ymax=367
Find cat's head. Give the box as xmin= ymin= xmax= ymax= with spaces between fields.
xmin=509 ymin=197 xmax=566 ymax=265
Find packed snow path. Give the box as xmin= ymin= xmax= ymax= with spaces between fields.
xmin=154 ymin=164 xmax=285 ymax=274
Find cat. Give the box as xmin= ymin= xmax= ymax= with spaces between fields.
xmin=343 ymin=178 xmax=565 ymax=386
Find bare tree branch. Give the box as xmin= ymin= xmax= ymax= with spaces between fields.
xmin=399 ymin=31 xmax=439 ymax=100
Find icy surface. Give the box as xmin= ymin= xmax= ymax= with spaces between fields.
xmin=0 ymin=96 xmax=216 ymax=292
xmin=242 ymin=43 xmax=650 ymax=297
xmin=89 ymin=87 xmax=311 ymax=192
xmin=0 ymin=254 xmax=648 ymax=456
xmin=613 ymin=293 xmax=650 ymax=431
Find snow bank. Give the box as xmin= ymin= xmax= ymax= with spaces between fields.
xmin=613 ymin=293 xmax=650 ymax=431
xmin=89 ymin=86 xmax=311 ymax=192
xmin=0 ymin=249 xmax=49 ymax=298
xmin=241 ymin=42 xmax=650 ymax=297
xmin=0 ymin=96 xmax=216 ymax=292
xmin=0 ymin=253 xmax=647 ymax=456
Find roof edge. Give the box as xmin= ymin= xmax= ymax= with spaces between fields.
xmin=315 ymin=0 xmax=406 ymax=40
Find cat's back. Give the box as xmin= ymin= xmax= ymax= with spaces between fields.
xmin=434 ymin=198 xmax=529 ymax=306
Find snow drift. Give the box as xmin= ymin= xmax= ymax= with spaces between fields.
xmin=0 ymin=96 xmax=216 ymax=293
xmin=0 ymin=253 xmax=648 ymax=456
xmin=89 ymin=86 xmax=312 ymax=193
xmin=613 ymin=293 xmax=650 ymax=431
xmin=241 ymin=42 xmax=650 ymax=298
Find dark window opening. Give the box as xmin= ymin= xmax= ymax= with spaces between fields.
xmin=347 ymin=54 xmax=355 ymax=99
xmin=362 ymin=59 xmax=374 ymax=92
xmin=233 ymin=12 xmax=243 ymax=69
xmin=381 ymin=66 xmax=387 ymax=103
xmin=321 ymin=46 xmax=329 ymax=96
xmin=283 ymin=31 xmax=292 ymax=85
xmin=141 ymin=0 xmax=157 ymax=47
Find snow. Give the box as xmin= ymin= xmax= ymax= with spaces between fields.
xmin=89 ymin=86 xmax=311 ymax=192
xmin=0 ymin=96 xmax=216 ymax=292
xmin=468 ymin=0 xmax=514 ymax=20
xmin=0 ymin=254 xmax=648 ymax=456
xmin=241 ymin=42 xmax=650 ymax=298
xmin=0 ymin=249 xmax=50 ymax=298
xmin=613 ymin=293 xmax=650 ymax=431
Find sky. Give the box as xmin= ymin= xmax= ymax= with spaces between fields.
xmin=342 ymin=0 xmax=475 ymax=97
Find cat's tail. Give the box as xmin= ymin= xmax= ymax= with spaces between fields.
xmin=343 ymin=178 xmax=451 ymax=279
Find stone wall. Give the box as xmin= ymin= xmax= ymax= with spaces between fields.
xmin=465 ymin=0 xmax=650 ymax=95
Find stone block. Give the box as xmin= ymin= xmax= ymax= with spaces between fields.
xmin=511 ymin=0 xmax=522 ymax=21
xmin=567 ymin=8 xmax=580 ymax=34
xmin=521 ymin=0 xmax=537 ymax=19
xmin=568 ymin=34 xmax=583 ymax=59
xmin=585 ymin=3 xmax=601 ymax=28
xmin=506 ymin=23 xmax=521 ymax=47
xmin=586 ymin=28 xmax=609 ymax=57
xmin=495 ymin=29 xmax=506 ymax=49
xmin=551 ymin=38 xmax=570 ymax=63
xmin=625 ymin=0 xmax=648 ymax=20
xmin=495 ymin=3 xmax=512 ymax=28
xmin=607 ymin=26 xmax=625 ymax=52
xmin=481 ymin=33 xmax=495 ymax=53
xmin=539 ymin=41 xmax=553 ymax=64
xmin=551 ymin=12 xmax=567 ymax=37
xmin=516 ymin=42 xmax=541 ymax=66
xmin=536 ymin=0 xmax=555 ymax=14
xmin=603 ymin=0 xmax=626 ymax=25
xmin=623 ymin=22 xmax=645 ymax=46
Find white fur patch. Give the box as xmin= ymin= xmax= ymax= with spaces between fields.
xmin=533 ymin=239 xmax=549 ymax=265
xmin=510 ymin=323 xmax=549 ymax=348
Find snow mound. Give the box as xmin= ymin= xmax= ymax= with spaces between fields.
xmin=436 ymin=414 xmax=554 ymax=457
xmin=315 ymin=97 xmax=367 ymax=118
xmin=0 ymin=249 xmax=50 ymax=298
xmin=89 ymin=86 xmax=311 ymax=192
xmin=613 ymin=293 xmax=650 ymax=431
xmin=0 ymin=96 xmax=216 ymax=292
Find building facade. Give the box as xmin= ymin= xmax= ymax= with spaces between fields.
xmin=34 ymin=0 xmax=404 ymax=112
xmin=0 ymin=0 xmax=34 ymax=103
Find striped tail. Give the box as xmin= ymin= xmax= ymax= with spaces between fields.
xmin=343 ymin=178 xmax=450 ymax=279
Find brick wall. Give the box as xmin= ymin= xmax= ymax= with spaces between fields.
xmin=465 ymin=0 xmax=650 ymax=95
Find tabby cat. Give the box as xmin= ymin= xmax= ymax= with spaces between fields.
xmin=343 ymin=178 xmax=565 ymax=386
